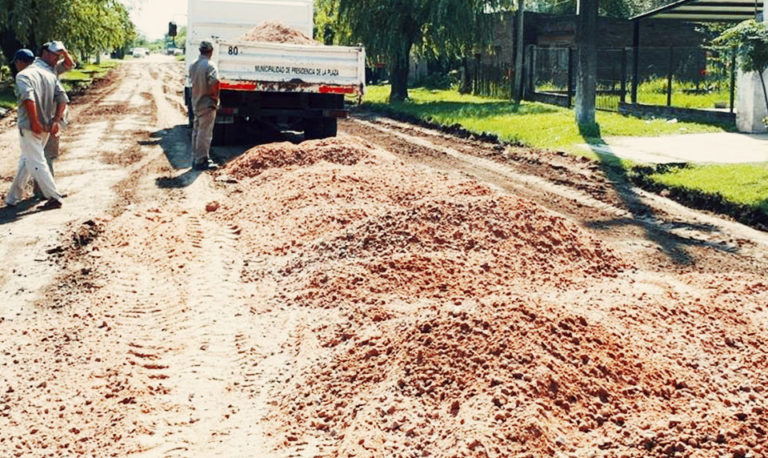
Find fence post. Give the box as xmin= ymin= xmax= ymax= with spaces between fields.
xmin=729 ymin=51 xmax=736 ymax=114
xmin=474 ymin=53 xmax=481 ymax=95
xmin=529 ymin=45 xmax=536 ymax=97
xmin=631 ymin=20 xmax=640 ymax=104
xmin=620 ymin=47 xmax=628 ymax=103
xmin=667 ymin=47 xmax=673 ymax=107
xmin=567 ymin=47 xmax=575 ymax=108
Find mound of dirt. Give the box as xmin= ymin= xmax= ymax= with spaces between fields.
xmin=281 ymin=298 xmax=682 ymax=455
xmin=209 ymin=134 xmax=767 ymax=456
xmin=237 ymin=21 xmax=319 ymax=45
xmin=224 ymin=137 xmax=378 ymax=180
xmin=284 ymin=192 xmax=626 ymax=311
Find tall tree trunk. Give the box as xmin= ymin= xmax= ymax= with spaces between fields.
xmin=389 ymin=41 xmax=412 ymax=102
xmin=1 ymin=29 xmax=24 ymax=76
xmin=513 ymin=0 xmax=525 ymax=102
xmin=575 ymin=0 xmax=598 ymax=129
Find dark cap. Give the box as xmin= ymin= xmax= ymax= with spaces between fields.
xmin=199 ymin=41 xmax=213 ymax=52
xmin=11 ymin=48 xmax=35 ymax=64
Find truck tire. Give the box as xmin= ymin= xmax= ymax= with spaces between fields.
xmin=304 ymin=119 xmax=324 ymax=140
xmin=322 ymin=118 xmax=338 ymax=138
xmin=212 ymin=123 xmax=228 ymax=146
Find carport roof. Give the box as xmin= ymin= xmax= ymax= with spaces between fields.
xmin=631 ymin=0 xmax=764 ymax=21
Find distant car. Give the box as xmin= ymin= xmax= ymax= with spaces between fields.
xmin=132 ymin=47 xmax=148 ymax=58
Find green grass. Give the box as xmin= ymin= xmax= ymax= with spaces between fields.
xmin=537 ymin=77 xmax=732 ymax=111
xmin=363 ymin=86 xmax=728 ymax=156
xmin=648 ymin=163 xmax=768 ymax=211
xmin=635 ymin=78 xmax=731 ymax=110
xmin=57 ymin=60 xmax=121 ymax=93
xmin=60 ymin=60 xmax=118 ymax=83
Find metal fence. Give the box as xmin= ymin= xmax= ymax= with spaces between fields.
xmin=524 ymin=45 xmax=735 ymax=113
xmin=464 ymin=56 xmax=516 ymax=99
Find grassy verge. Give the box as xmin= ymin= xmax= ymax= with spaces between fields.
xmin=362 ymin=85 xmax=768 ymax=228
xmin=60 ymin=59 xmax=122 ymax=93
xmin=362 ymin=86 xmax=729 ymax=157
xmin=646 ymin=163 xmax=768 ymax=212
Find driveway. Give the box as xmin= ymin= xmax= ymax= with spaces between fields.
xmin=581 ymin=131 xmax=768 ymax=164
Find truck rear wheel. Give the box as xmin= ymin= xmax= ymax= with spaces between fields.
xmin=322 ymin=118 xmax=337 ymax=138
xmin=305 ymin=118 xmax=337 ymax=140
xmin=304 ymin=119 xmax=324 ymax=140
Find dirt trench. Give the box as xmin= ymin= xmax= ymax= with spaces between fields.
xmin=0 ymin=57 xmax=767 ymax=457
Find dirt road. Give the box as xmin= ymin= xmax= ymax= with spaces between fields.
xmin=1 ymin=57 xmax=766 ymax=457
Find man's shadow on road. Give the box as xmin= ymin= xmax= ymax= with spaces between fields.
xmin=0 ymin=198 xmax=58 ymax=225
xmin=149 ymin=124 xmax=254 ymax=189
xmin=579 ymin=123 xmax=736 ymax=266
xmin=150 ymin=125 xmax=201 ymax=189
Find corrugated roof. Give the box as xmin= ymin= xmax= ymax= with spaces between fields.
xmin=631 ymin=0 xmax=764 ymax=21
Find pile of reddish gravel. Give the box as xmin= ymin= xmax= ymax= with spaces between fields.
xmin=226 ymin=138 xmax=377 ymax=180
xmin=237 ymin=21 xmax=319 ymax=45
xmin=214 ymin=135 xmax=768 ymax=456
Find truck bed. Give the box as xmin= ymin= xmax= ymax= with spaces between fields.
xmin=214 ymin=40 xmax=366 ymax=96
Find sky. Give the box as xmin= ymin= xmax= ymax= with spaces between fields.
xmin=123 ymin=0 xmax=188 ymax=40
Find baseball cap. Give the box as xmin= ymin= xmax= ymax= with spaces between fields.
xmin=43 ymin=41 xmax=66 ymax=53
xmin=10 ymin=48 xmax=35 ymax=64
xmin=199 ymin=41 xmax=213 ymax=52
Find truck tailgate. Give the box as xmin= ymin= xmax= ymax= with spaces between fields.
xmin=215 ymin=41 xmax=365 ymax=95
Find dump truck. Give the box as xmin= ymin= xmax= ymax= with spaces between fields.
xmin=185 ymin=0 xmax=366 ymax=142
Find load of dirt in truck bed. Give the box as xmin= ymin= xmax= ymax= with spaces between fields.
xmin=237 ymin=21 xmax=320 ymax=45
xmin=212 ymin=135 xmax=767 ymax=457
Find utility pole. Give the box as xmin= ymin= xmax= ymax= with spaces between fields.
xmin=513 ymin=0 xmax=525 ymax=102
xmin=575 ymin=0 xmax=598 ymax=128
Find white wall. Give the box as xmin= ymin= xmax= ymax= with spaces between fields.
xmin=735 ymin=7 xmax=768 ymax=133
xmin=737 ymin=71 xmax=768 ymax=133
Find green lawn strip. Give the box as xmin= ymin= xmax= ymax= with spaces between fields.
xmin=362 ymin=86 xmax=728 ymax=158
xmin=60 ymin=60 xmax=122 ymax=83
xmin=59 ymin=60 xmax=122 ymax=94
xmin=646 ymin=163 xmax=768 ymax=212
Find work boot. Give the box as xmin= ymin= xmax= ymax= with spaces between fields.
xmin=193 ymin=158 xmax=219 ymax=171
xmin=39 ymin=198 xmax=63 ymax=210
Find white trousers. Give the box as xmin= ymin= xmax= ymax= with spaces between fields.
xmin=192 ymin=108 xmax=216 ymax=164
xmin=5 ymin=130 xmax=63 ymax=205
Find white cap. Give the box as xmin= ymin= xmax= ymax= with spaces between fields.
xmin=46 ymin=41 xmax=66 ymax=53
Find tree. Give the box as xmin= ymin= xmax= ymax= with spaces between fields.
xmin=714 ymin=20 xmax=768 ymax=126
xmin=0 ymin=0 xmax=135 ymax=67
xmin=575 ymin=0 xmax=597 ymax=128
xmin=330 ymin=0 xmax=514 ymax=101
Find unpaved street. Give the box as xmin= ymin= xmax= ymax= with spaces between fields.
xmin=1 ymin=57 xmax=767 ymax=457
